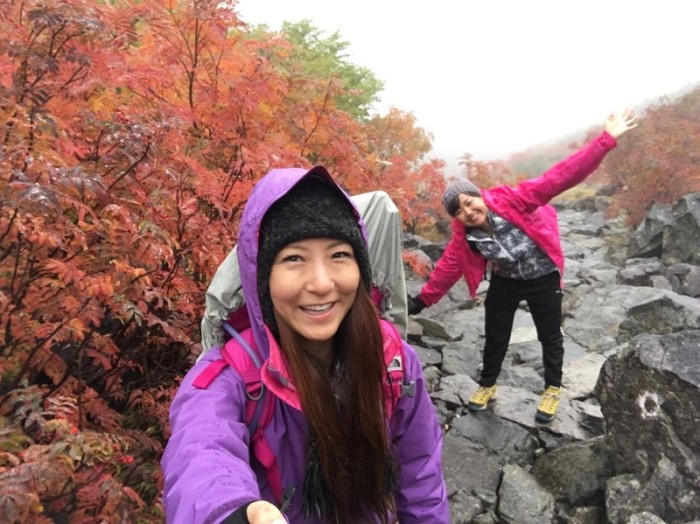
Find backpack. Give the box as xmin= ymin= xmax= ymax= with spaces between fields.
xmin=191 ymin=318 xmax=415 ymax=505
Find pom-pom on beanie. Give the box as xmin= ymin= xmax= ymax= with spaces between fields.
xmin=257 ymin=176 xmax=372 ymax=334
xmin=441 ymin=179 xmax=482 ymax=216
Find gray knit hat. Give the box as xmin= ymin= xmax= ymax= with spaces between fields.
xmin=257 ymin=176 xmax=372 ymax=334
xmin=441 ymin=179 xmax=482 ymax=216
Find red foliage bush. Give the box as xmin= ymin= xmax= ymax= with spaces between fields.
xmin=0 ymin=0 xmax=448 ymax=520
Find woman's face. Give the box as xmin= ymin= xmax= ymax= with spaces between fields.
xmin=269 ymin=237 xmax=360 ymax=349
xmin=454 ymin=193 xmax=489 ymax=230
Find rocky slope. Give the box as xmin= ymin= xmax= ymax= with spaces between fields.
xmin=403 ymin=192 xmax=700 ymax=524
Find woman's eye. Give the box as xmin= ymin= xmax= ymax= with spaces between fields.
xmin=332 ymin=250 xmax=353 ymax=259
xmin=281 ymin=254 xmax=302 ymax=263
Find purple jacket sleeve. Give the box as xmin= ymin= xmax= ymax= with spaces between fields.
xmin=391 ymin=341 xmax=449 ymax=522
xmin=161 ymin=349 xmax=259 ymax=524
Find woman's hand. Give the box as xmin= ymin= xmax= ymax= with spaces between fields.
xmin=247 ymin=500 xmax=286 ymax=524
xmin=604 ymin=108 xmax=639 ymax=138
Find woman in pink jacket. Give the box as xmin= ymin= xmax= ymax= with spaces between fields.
xmin=407 ymin=110 xmax=638 ymax=422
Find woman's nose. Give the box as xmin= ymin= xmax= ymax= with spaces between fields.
xmin=304 ymin=262 xmax=334 ymax=294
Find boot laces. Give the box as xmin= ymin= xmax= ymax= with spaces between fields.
xmin=473 ymin=386 xmax=494 ymax=403
xmin=540 ymin=387 xmax=560 ymax=411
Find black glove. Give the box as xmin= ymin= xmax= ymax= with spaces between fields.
xmin=407 ymin=294 xmax=426 ymax=315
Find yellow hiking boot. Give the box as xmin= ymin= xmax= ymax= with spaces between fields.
xmin=536 ymin=386 xmax=561 ymax=423
xmin=467 ymin=385 xmax=497 ymax=412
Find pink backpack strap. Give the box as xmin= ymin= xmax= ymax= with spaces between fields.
xmin=379 ymin=320 xmax=415 ymax=420
xmin=192 ymin=358 xmax=228 ymax=389
xmin=250 ymin=393 xmax=282 ymax=502
xmin=192 ymin=325 xmax=283 ymax=503
xmin=221 ymin=328 xmax=282 ymax=502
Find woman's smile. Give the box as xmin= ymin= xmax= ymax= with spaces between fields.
xmin=269 ymin=238 xmax=360 ymax=352
xmin=300 ymin=302 xmax=335 ymax=315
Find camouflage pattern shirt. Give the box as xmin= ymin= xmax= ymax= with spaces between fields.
xmin=466 ymin=212 xmax=558 ymax=280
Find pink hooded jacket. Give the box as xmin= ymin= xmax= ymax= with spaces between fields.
xmin=420 ymin=131 xmax=617 ymax=304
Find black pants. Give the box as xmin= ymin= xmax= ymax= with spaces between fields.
xmin=478 ymin=271 xmax=563 ymax=388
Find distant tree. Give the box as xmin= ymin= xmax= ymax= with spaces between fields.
xmin=366 ymin=107 xmax=433 ymax=163
xmin=604 ymin=87 xmax=700 ymax=226
xmin=363 ymin=108 xmax=444 ymax=234
xmin=458 ymin=153 xmax=513 ymax=188
xmin=253 ymin=19 xmax=384 ymax=121
xmin=504 ymin=131 xmax=587 ymax=179
xmin=403 ymin=159 xmax=448 ymax=236
xmin=505 ymin=149 xmax=562 ymax=179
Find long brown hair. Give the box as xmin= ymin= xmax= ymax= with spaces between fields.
xmin=275 ymin=288 xmax=397 ymax=523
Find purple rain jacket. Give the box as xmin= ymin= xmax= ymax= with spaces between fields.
xmin=420 ymin=131 xmax=618 ymax=304
xmin=161 ymin=166 xmax=449 ymax=523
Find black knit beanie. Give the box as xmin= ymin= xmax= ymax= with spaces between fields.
xmin=257 ymin=176 xmax=372 ymax=334
xmin=441 ymin=179 xmax=482 ymax=216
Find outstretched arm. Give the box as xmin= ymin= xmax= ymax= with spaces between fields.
xmin=512 ymin=109 xmax=638 ymax=209
xmin=162 ymin=355 xmax=262 ymax=524
xmin=604 ymin=108 xmax=639 ymax=139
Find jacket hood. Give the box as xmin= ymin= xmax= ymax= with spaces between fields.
xmin=236 ymin=166 xmax=369 ymax=357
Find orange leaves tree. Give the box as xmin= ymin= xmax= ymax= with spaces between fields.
xmin=0 ymin=0 xmax=445 ymax=520
xmin=364 ymin=108 xmax=446 ymax=235
xmin=458 ymin=152 xmax=513 ymax=189
xmin=253 ymin=19 xmax=386 ymax=189
xmin=0 ymin=1 xmax=199 ymax=520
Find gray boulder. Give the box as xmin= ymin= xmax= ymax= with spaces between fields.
xmin=627 ymin=203 xmax=673 ymax=259
xmin=662 ymin=193 xmax=700 ymax=266
xmin=595 ymin=330 xmax=700 ymax=523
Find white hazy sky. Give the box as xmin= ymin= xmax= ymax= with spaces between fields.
xmin=235 ymin=1 xmax=699 ymax=174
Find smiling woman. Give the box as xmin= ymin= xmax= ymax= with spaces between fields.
xmin=161 ymin=166 xmax=448 ymax=524
xmin=254 ymin=176 xmax=372 ymax=359
xmin=407 ymin=110 xmax=639 ymax=425
xmin=269 ymin=237 xmax=361 ymax=368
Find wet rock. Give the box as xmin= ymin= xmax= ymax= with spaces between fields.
xmin=662 ymin=193 xmax=700 ymax=266
xmin=531 ymin=436 xmax=613 ymax=506
xmin=627 ymin=202 xmax=673 ymax=259
xmin=595 ymin=330 xmax=700 ymax=522
xmin=497 ymin=464 xmax=555 ymax=524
